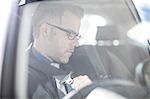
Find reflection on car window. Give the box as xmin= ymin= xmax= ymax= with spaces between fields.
xmin=132 ymin=0 xmax=150 ymax=23
xmin=17 ymin=0 xmax=150 ymax=99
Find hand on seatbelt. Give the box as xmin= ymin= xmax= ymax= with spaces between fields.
xmin=72 ymin=75 xmax=92 ymax=91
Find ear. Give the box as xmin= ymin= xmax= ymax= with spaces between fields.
xmin=39 ymin=23 xmax=49 ymax=37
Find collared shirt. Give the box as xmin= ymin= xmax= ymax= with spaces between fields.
xmin=30 ymin=47 xmax=73 ymax=98
xmin=32 ymin=47 xmax=60 ymax=69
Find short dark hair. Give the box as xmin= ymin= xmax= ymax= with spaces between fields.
xmin=32 ymin=2 xmax=84 ymax=39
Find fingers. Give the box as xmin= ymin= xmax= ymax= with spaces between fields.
xmin=72 ymin=75 xmax=92 ymax=91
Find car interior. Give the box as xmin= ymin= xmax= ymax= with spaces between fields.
xmin=0 ymin=0 xmax=150 ymax=99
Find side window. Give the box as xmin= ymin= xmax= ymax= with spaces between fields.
xmin=16 ymin=0 xmax=150 ymax=99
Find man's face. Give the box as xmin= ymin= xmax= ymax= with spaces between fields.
xmin=47 ymin=11 xmax=81 ymax=64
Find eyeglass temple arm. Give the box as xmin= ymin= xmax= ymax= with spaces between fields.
xmin=47 ymin=23 xmax=78 ymax=35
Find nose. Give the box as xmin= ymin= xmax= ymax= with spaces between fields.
xmin=73 ymin=38 xmax=79 ymax=47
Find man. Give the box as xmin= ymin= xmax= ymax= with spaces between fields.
xmin=28 ymin=2 xmax=92 ymax=99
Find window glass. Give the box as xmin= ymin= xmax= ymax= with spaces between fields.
xmin=17 ymin=1 xmax=150 ymax=98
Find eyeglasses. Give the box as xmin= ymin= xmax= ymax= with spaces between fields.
xmin=47 ymin=23 xmax=81 ymax=40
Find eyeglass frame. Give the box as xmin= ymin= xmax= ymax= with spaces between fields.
xmin=46 ymin=23 xmax=81 ymax=40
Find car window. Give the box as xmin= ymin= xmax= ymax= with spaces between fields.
xmin=132 ymin=0 xmax=150 ymax=23
xmin=1 ymin=0 xmax=150 ymax=99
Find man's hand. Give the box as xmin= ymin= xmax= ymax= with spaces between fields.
xmin=72 ymin=75 xmax=92 ymax=91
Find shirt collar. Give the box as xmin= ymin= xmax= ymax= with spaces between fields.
xmin=32 ymin=47 xmax=53 ymax=65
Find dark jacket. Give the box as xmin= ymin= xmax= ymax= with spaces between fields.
xmin=27 ymin=48 xmax=70 ymax=99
